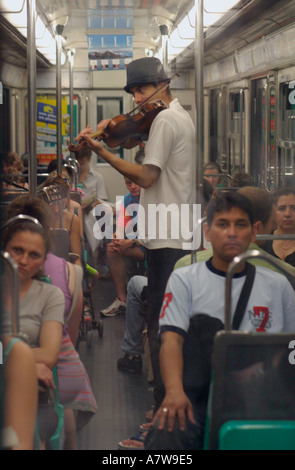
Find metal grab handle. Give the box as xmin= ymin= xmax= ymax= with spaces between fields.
xmin=67 ymin=158 xmax=80 ymax=183
xmin=0 ymin=250 xmax=20 ymax=336
xmin=256 ymin=234 xmax=295 ymax=240
xmin=225 ymin=249 xmax=295 ymax=331
xmin=63 ymin=163 xmax=78 ymax=191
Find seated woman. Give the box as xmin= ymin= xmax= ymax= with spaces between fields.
xmin=38 ymin=174 xmax=82 ymax=266
xmin=1 ymin=336 xmax=38 ymax=450
xmin=264 ymin=187 xmax=295 ymax=267
xmin=5 ymin=195 xmax=97 ymax=450
xmin=1 ymin=217 xmax=65 ymax=448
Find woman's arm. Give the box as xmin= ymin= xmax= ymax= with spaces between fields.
xmin=32 ymin=320 xmax=63 ymax=369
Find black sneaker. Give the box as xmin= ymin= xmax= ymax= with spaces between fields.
xmin=117 ymin=354 xmax=142 ymax=374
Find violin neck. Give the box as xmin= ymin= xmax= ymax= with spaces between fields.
xmin=90 ymin=128 xmax=105 ymax=139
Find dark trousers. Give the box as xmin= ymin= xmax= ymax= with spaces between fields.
xmin=146 ymin=247 xmax=190 ymax=409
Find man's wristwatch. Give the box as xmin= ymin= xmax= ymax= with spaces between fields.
xmin=131 ymin=239 xmax=137 ymax=248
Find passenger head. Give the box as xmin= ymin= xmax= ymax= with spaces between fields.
xmin=2 ymin=196 xmax=51 ymax=279
xmin=4 ymin=222 xmax=48 ymax=283
xmin=124 ymin=177 xmax=141 ymax=198
xmin=238 ymin=186 xmax=275 ymax=245
xmin=272 ymin=187 xmax=295 ymax=233
xmin=205 ymin=192 xmax=255 ymax=268
xmin=203 ymin=161 xmax=221 ymax=189
xmin=76 ymin=147 xmax=92 ymax=163
xmin=1 ymin=152 xmax=23 ymax=174
xmin=229 ymin=171 xmax=255 ymax=188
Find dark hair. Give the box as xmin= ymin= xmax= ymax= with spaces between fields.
xmin=238 ymin=186 xmax=273 ymax=226
xmin=272 ymin=187 xmax=295 ymax=205
xmin=5 ymin=195 xmax=51 ymax=232
xmin=206 ymin=191 xmax=254 ymax=227
xmin=47 ymin=158 xmax=66 ymax=174
xmin=229 ymin=172 xmax=255 ymax=188
xmin=4 ymin=195 xmax=51 ymax=254
xmin=76 ymin=147 xmax=92 ymax=160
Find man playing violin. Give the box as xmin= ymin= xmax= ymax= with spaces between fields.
xmin=76 ymin=57 xmax=196 ymax=412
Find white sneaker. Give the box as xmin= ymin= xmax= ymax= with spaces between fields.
xmin=100 ymin=298 xmax=127 ymax=317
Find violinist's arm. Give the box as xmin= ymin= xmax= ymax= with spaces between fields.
xmin=76 ymin=126 xmax=160 ymax=189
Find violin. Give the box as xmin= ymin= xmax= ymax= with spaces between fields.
xmin=68 ymin=99 xmax=167 ymax=153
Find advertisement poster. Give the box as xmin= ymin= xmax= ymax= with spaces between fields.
xmin=87 ymin=34 xmax=133 ymax=71
xmin=35 ymin=94 xmax=78 ymax=165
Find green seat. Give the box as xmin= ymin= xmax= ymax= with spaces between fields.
xmin=48 ymin=366 xmax=64 ymax=450
xmin=219 ymin=420 xmax=295 ymax=450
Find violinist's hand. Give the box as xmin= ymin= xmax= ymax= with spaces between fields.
xmin=76 ymin=125 xmax=104 ymax=154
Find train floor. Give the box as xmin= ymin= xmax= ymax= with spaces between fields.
xmin=76 ymin=276 xmax=154 ymax=451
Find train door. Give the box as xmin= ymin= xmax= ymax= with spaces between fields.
xmin=278 ymin=78 xmax=295 ymax=186
xmin=251 ymin=76 xmax=276 ymax=189
xmin=227 ymin=87 xmax=246 ymax=175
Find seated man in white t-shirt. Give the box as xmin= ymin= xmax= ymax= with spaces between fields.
xmin=145 ymin=191 xmax=295 ymax=450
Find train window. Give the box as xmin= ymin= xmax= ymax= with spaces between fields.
xmin=96 ymin=97 xmax=123 ymax=161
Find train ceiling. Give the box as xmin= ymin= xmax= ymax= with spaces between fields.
xmin=0 ymin=0 xmax=295 ymax=73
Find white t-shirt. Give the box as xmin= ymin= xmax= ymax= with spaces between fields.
xmin=159 ymin=260 xmax=295 ymax=336
xmin=138 ymin=98 xmax=196 ymax=250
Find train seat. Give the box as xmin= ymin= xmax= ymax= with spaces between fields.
xmin=204 ymin=331 xmax=295 ymax=450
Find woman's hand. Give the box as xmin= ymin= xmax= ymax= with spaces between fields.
xmin=35 ymin=363 xmax=55 ymax=389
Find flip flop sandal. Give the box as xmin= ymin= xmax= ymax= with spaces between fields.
xmin=118 ymin=431 xmax=147 ymax=450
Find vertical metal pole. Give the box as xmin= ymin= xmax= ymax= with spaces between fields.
xmin=56 ymin=26 xmax=63 ymax=174
xmin=27 ymin=0 xmax=37 ymax=196
xmin=195 ymin=0 xmax=204 ymax=205
xmin=68 ymin=50 xmax=75 ymax=159
xmin=69 ymin=51 xmax=74 ymax=145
